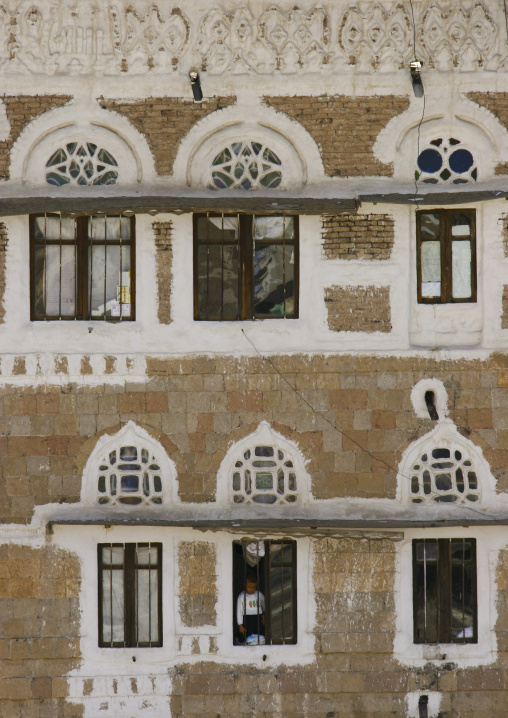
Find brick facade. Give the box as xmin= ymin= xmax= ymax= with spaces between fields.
xmin=322 ymin=213 xmax=394 ymax=260
xmin=466 ymin=92 xmax=508 ymax=174
xmin=0 ymin=95 xmax=72 ymax=180
xmin=98 ymin=96 xmax=237 ymax=175
xmin=502 ymin=286 xmax=508 ymax=329
xmin=324 ymin=286 xmax=392 ymax=333
xmin=0 ymin=545 xmax=82 ymax=717
xmin=154 ymin=221 xmax=173 ymax=325
xmin=263 ymin=95 xmax=409 ymax=177
xmin=178 ymin=541 xmax=217 ymax=628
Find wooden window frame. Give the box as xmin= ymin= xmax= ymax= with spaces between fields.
xmin=412 ymin=538 xmax=477 ymax=644
xmin=193 ymin=213 xmax=299 ymax=321
xmin=232 ymin=539 xmax=297 ymax=646
xmin=98 ymin=542 xmax=162 ymax=648
xmin=29 ymin=214 xmax=136 ymax=321
xmin=416 ymin=208 xmax=476 ymax=304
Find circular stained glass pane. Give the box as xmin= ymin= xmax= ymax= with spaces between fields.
xmin=449 ymin=149 xmax=474 ymax=174
xmin=417 ymin=149 xmax=443 ymax=173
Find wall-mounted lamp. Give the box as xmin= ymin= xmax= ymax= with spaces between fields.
xmin=189 ymin=68 xmax=203 ymax=102
xmin=410 ymin=60 xmax=423 ymax=98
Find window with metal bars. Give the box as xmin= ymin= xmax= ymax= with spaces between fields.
xmin=413 ymin=538 xmax=477 ymax=644
xmin=98 ymin=543 xmax=162 ymax=648
xmin=233 ymin=539 xmax=297 ymax=646
xmin=30 ymin=214 xmax=135 ymax=321
xmin=417 ymin=209 xmax=476 ymax=304
xmin=194 ymin=214 xmax=298 ymax=320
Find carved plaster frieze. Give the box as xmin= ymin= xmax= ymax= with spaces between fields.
xmin=0 ymin=1 xmax=505 ymax=76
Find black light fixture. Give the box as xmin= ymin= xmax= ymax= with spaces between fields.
xmin=189 ymin=68 xmax=203 ymax=102
xmin=410 ymin=60 xmax=423 ymax=98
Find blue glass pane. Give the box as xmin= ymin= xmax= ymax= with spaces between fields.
xmin=449 ymin=149 xmax=474 ymax=174
xmin=417 ymin=149 xmax=442 ymax=173
xmin=121 ymin=475 xmax=139 ymax=492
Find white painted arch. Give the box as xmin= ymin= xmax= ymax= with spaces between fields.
xmin=9 ymin=100 xmax=156 ymax=185
xmin=172 ymin=98 xmax=325 ymax=189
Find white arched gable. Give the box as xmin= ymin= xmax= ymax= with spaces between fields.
xmin=172 ymin=100 xmax=325 ymax=190
xmin=9 ymin=100 xmax=156 ymax=185
xmin=374 ymin=95 xmax=508 ymax=184
xmin=81 ymin=421 xmax=178 ymax=508
xmin=216 ymin=421 xmax=310 ymax=507
xmin=398 ymin=420 xmax=496 ymax=508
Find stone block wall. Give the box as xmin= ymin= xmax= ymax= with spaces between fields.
xmin=263 ymin=95 xmax=409 ymax=177
xmin=0 ymin=545 xmax=82 ymax=717
xmin=178 ymin=541 xmax=217 ymax=627
xmin=322 ymin=214 xmax=394 ymax=260
xmin=154 ymin=221 xmax=174 ymax=325
xmin=0 ymin=95 xmax=72 ymax=179
xmin=324 ymin=286 xmax=392 ymax=332
xmin=98 ymin=96 xmax=237 ymax=175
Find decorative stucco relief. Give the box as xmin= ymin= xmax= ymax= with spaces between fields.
xmin=0 ymin=1 xmax=504 ymax=76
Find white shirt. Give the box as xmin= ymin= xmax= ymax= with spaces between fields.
xmin=236 ymin=590 xmax=265 ymax=625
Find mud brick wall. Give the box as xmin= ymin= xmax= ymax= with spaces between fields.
xmin=178 ymin=541 xmax=217 ymax=627
xmin=0 ymin=95 xmax=72 ymax=180
xmin=0 ymin=545 xmax=82 ymax=716
xmin=325 ymin=285 xmax=392 ymax=332
xmin=98 ymin=96 xmax=236 ymax=175
xmin=154 ymin=221 xmax=173 ymax=325
xmin=466 ymin=92 xmax=508 ymax=174
xmin=0 ymin=222 xmax=8 ymax=323
xmin=501 ymin=215 xmax=508 ymax=257
xmin=1 ymin=353 xmax=507 ymax=523
xmin=322 ymin=213 xmax=394 ymax=260
xmin=502 ymin=286 xmax=508 ymax=329
xmin=263 ymin=95 xmax=409 ymax=177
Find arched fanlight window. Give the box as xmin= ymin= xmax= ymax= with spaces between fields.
xmin=232 ymin=443 xmax=298 ymax=505
xmin=416 ymin=138 xmax=477 ymax=185
xmin=209 ymin=141 xmax=282 ymax=190
xmin=46 ymin=142 xmax=119 ymax=186
xmin=409 ymin=444 xmax=480 ymax=505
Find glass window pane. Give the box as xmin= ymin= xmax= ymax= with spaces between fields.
xmin=254 ymin=245 xmax=295 ymax=316
xmin=35 ymin=245 xmax=76 ymax=317
xmin=451 ymin=213 xmax=471 ymax=237
xmin=253 ymin=216 xmax=294 ymax=240
xmin=421 ymin=241 xmax=441 ymax=298
xmin=197 ymin=244 xmax=239 ymax=318
xmin=34 ymin=215 xmax=75 ymax=241
xmin=135 ymin=568 xmax=159 ymax=644
xmin=414 ymin=541 xmax=438 ymax=643
xmin=101 ymin=568 xmax=125 ymax=644
xmin=269 ymin=543 xmax=294 ymax=642
xmin=89 ymin=245 xmax=131 ymax=318
xmin=452 ymin=241 xmax=472 ymax=299
xmin=89 ymin=216 xmax=131 ymax=241
xmin=420 ymin=213 xmax=440 ymax=238
xmin=197 ymin=216 xmax=239 ymax=241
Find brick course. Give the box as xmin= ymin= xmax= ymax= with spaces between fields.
xmin=322 ymin=213 xmax=394 ymax=260
xmin=325 ymin=285 xmax=392 ymax=332
xmin=178 ymin=541 xmax=217 ymax=627
xmin=154 ymin=221 xmax=173 ymax=324
xmin=0 ymin=95 xmax=72 ymax=180
xmin=263 ymin=95 xmax=409 ymax=177
xmin=98 ymin=96 xmax=236 ymax=175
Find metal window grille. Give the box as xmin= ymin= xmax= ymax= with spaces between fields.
xmin=98 ymin=542 xmax=162 ymax=648
xmin=232 ymin=539 xmax=297 ymax=646
xmin=413 ymin=538 xmax=477 ymax=644
xmin=194 ymin=213 xmax=299 ymax=321
xmin=30 ymin=213 xmax=135 ymax=321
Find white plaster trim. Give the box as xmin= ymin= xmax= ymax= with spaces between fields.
xmin=411 ymin=378 xmax=449 ymax=420
xmin=215 ymin=421 xmax=311 ymax=508
xmin=80 ymin=421 xmax=180 ymax=508
xmin=397 ymin=419 xmax=497 ymax=507
xmin=394 ymin=526 xmax=499 ymax=668
xmin=172 ymin=99 xmax=324 ymax=188
xmin=405 ymin=691 xmax=442 ymax=718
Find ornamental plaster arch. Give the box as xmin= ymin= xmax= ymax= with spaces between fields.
xmin=9 ymin=101 xmax=156 ymax=185
xmin=215 ymin=421 xmax=311 ymax=508
xmin=80 ymin=420 xmax=179 ymax=509
xmin=374 ymin=95 xmax=508 ymax=184
xmin=397 ymin=419 xmax=496 ymax=508
xmin=172 ymin=100 xmax=325 ymax=189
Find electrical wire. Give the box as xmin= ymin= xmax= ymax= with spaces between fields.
xmin=240 ymin=328 xmax=494 ymax=521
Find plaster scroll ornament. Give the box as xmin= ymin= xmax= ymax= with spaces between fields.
xmin=338 ymin=3 xmax=413 ymax=71
xmin=420 ymin=2 xmax=497 ymax=71
xmin=111 ymin=4 xmax=190 ymax=73
xmin=196 ymin=5 xmax=329 ymax=74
